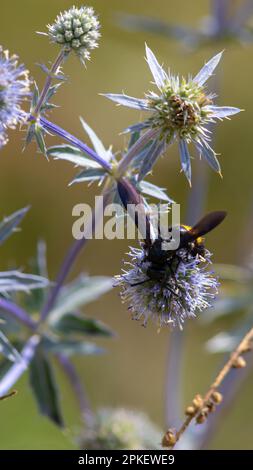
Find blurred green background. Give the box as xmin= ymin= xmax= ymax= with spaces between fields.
xmin=1 ymin=0 xmax=253 ymax=450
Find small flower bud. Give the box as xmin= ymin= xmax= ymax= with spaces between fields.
xmin=192 ymin=394 xmax=204 ymax=410
xmin=212 ymin=391 xmax=223 ymax=404
xmin=162 ymin=430 xmax=176 ymax=447
xmin=206 ymin=402 xmax=216 ymax=413
xmin=47 ymin=6 xmax=101 ymax=65
xmin=185 ymin=406 xmax=196 ymax=417
xmin=196 ymin=413 xmax=207 ymax=424
xmin=232 ymin=356 xmax=246 ymax=368
xmin=241 ymin=342 xmax=253 ymax=353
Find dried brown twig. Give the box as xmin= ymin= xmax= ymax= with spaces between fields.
xmin=162 ymin=325 xmax=253 ymax=449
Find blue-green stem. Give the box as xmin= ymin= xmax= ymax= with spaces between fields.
xmin=34 ymin=49 xmax=67 ymax=115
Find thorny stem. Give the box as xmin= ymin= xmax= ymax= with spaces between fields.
xmin=39 ymin=116 xmax=112 ymax=173
xmin=165 ymin=325 xmax=253 ymax=449
xmin=33 ymin=49 xmax=66 ymax=115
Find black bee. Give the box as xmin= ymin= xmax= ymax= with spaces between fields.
xmin=142 ymin=211 xmax=227 ymax=285
xmin=116 ymin=178 xmax=226 ymax=287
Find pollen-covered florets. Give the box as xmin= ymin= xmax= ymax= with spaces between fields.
xmin=0 ymin=47 xmax=30 ymax=149
xmin=79 ymin=408 xmax=162 ymax=450
xmin=116 ymin=245 xmax=218 ymax=329
xmin=47 ymin=5 xmax=100 ymax=64
xmin=147 ymin=78 xmax=213 ymax=141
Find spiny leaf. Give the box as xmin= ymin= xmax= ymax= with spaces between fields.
xmin=47 ymin=145 xmax=101 ymax=169
xmin=29 ymin=347 xmax=63 ymax=427
xmin=138 ymin=180 xmax=174 ymax=202
xmin=69 ymin=168 xmax=106 ymax=186
xmin=42 ymin=337 xmax=104 ymax=356
xmin=0 ymin=207 xmax=29 ymax=246
xmin=0 ymin=271 xmax=50 ymax=294
xmin=52 ymin=312 xmax=114 ymax=338
xmin=80 ymin=117 xmax=111 ymax=162
xmin=0 ymin=331 xmax=22 ymax=363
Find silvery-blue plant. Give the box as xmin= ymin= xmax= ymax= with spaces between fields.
xmin=0 ymin=47 xmax=30 ymax=149
xmin=104 ymin=45 xmax=241 ymax=185
xmin=0 ymin=3 xmax=246 ymax=451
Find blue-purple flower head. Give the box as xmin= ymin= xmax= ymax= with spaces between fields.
xmin=79 ymin=408 xmax=162 ymax=450
xmin=47 ymin=5 xmax=100 ymax=65
xmin=105 ymin=45 xmax=242 ymax=185
xmin=116 ymin=245 xmax=218 ymax=329
xmin=0 ymin=47 xmax=30 ymax=149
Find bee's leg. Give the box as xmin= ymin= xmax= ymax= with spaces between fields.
xmin=165 ymin=284 xmax=179 ymax=297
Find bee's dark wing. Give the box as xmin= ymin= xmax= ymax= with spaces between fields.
xmin=181 ymin=211 xmax=227 ymax=245
xmin=117 ymin=178 xmax=152 ymax=247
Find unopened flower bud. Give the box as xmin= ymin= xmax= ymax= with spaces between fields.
xmin=233 ymin=356 xmax=246 ymax=368
xmin=162 ymin=430 xmax=176 ymax=447
xmin=192 ymin=394 xmax=204 ymax=410
xmin=47 ymin=6 xmax=100 ymax=65
xmin=196 ymin=413 xmax=207 ymax=424
xmin=185 ymin=406 xmax=196 ymax=417
xmin=212 ymin=391 xmax=223 ymax=404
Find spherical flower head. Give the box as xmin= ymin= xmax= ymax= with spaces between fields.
xmin=104 ymin=46 xmax=242 ymax=185
xmin=47 ymin=5 xmax=100 ymax=64
xmin=79 ymin=408 xmax=162 ymax=450
xmin=146 ymin=77 xmax=212 ymax=142
xmin=0 ymin=47 xmax=30 ymax=149
xmin=116 ymin=245 xmax=218 ymax=329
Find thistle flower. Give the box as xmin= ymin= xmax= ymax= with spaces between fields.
xmin=104 ymin=45 xmax=241 ymax=184
xmin=0 ymin=47 xmax=30 ymax=149
xmin=116 ymin=245 xmax=218 ymax=329
xmin=47 ymin=5 xmax=100 ymax=64
xmin=79 ymin=408 xmax=162 ymax=450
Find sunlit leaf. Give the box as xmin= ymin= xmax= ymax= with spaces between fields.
xmin=193 ymin=51 xmax=223 ymax=86
xmin=139 ymin=181 xmax=174 ymax=202
xmin=80 ymin=117 xmax=112 ymax=162
xmin=69 ymin=168 xmax=106 ymax=186
xmin=138 ymin=138 xmax=166 ymax=181
xmin=145 ymin=44 xmax=168 ymax=89
xmin=47 ymin=145 xmax=101 ymax=169
xmin=103 ymin=93 xmax=150 ymax=110
xmin=179 ymin=139 xmax=192 ymax=185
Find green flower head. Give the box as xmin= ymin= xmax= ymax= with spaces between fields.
xmin=47 ymin=5 xmax=100 ymax=64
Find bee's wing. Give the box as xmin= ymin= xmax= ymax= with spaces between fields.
xmin=181 ymin=211 xmax=227 ymax=244
xmin=117 ymin=178 xmax=152 ymax=247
